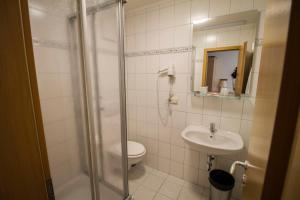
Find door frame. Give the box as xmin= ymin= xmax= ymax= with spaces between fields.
xmin=261 ymin=0 xmax=300 ymax=198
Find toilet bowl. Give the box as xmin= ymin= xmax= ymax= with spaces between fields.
xmin=127 ymin=141 xmax=146 ymax=169
xmin=110 ymin=141 xmax=146 ymax=169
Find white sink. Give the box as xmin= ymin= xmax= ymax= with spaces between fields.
xmin=181 ymin=125 xmax=243 ymax=155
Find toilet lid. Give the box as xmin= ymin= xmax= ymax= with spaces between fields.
xmin=127 ymin=141 xmax=145 ymax=157
xmin=113 ymin=141 xmax=145 ymax=157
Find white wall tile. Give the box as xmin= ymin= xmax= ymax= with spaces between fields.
xmin=171 ymin=128 xmax=185 ymax=147
xmin=174 ymin=24 xmax=192 ymax=47
xmin=159 ymin=142 xmax=171 ymax=159
xmin=187 ymin=113 xmax=203 ymax=126
xmin=220 ymin=117 xmax=241 ymax=132
xmin=204 ymin=30 xmax=217 ymax=48
xmin=159 ymin=5 xmax=174 ymax=29
xmin=147 ymin=91 xmax=158 ymax=107
xmin=124 ymin=0 xmax=259 ymax=188
xmin=172 ymin=93 xmax=187 ymax=111
xmin=187 ymin=95 xmax=203 ymax=114
xmin=125 ymin=15 xmax=135 ymax=35
xmin=137 ymin=106 xmax=147 ymax=122
xmin=136 ymin=33 xmax=147 ymax=51
xmin=184 ymin=148 xmax=200 ymax=168
xmin=135 ymin=56 xmax=146 ymax=74
xmin=171 ymin=145 xmax=185 ymax=163
xmin=147 ymin=74 xmax=158 ymax=91
xmin=203 ymin=97 xmax=222 ymax=116
xmin=37 ymin=74 xmax=62 ymax=100
xmin=230 ymin=0 xmax=254 ymax=13
xmin=242 ymin=97 xmax=255 ymax=120
xmin=170 ymin=161 xmax=184 ymax=178
xmin=126 ymin=35 xmax=135 ymax=52
xmin=160 ymin=28 xmax=174 ymax=49
xmin=147 ymin=108 xmax=159 ymax=124
xmin=147 ymin=153 xmax=159 ymax=169
xmin=174 ymin=1 xmax=191 ymax=26
xmin=159 ymin=54 xmax=173 ymax=69
xmin=158 ymin=157 xmax=171 ymax=173
xmin=126 ymin=57 xmax=136 ymax=74
xmin=191 ymin=0 xmax=209 ymax=22
xmin=41 ymin=99 xmax=64 ymax=123
xmin=136 ymin=74 xmax=147 ymax=90
xmin=127 ymin=74 xmax=136 ymax=90
xmin=44 ymin=121 xmax=66 ymax=148
xmin=209 ymin=0 xmax=230 ymax=17
xmin=171 ymin=111 xmax=187 ymax=129
xmin=147 ymin=138 xmax=159 ymax=155
xmin=147 ymin=55 xmax=160 ymax=74
xmin=198 ymin=170 xmax=209 ymax=188
xmin=147 ymin=31 xmax=160 ymax=50
xmin=183 ymin=165 xmax=198 ymax=184
xmin=147 ymin=123 xmax=159 ymax=139
xmin=174 ymin=52 xmax=190 ymax=74
xmin=159 ymin=124 xmax=171 ymax=143
xmin=173 ymin=75 xmax=188 ymax=92
xmin=135 ymin=13 xmax=146 ymax=33
xmin=127 ymin=90 xmax=137 ymax=105
xmin=146 ymin=9 xmax=160 ymax=31
xmin=222 ymin=98 xmax=243 ymax=118
xmin=202 ymin=115 xmax=221 ymax=128
xmin=137 ymin=121 xmax=147 ymax=137
xmin=254 ymin=0 xmax=266 ymax=11
xmin=240 ymin=120 xmax=252 ymax=150
xmin=136 ymin=91 xmax=147 ymax=107
xmin=217 ymin=29 xmax=241 ymax=47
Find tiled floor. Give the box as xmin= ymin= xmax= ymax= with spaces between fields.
xmin=129 ymin=165 xmax=209 ymax=200
xmin=55 ymin=174 xmax=122 ymax=200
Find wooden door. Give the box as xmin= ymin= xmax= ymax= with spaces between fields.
xmin=242 ymin=0 xmax=300 ymax=199
xmin=207 ymin=56 xmax=215 ymax=91
xmin=0 ymin=0 xmax=52 ymax=199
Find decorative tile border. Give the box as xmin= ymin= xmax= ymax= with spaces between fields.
xmin=125 ymin=46 xmax=192 ymax=57
xmin=32 ymin=38 xmax=69 ymax=50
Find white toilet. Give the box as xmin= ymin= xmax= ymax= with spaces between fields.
xmin=110 ymin=141 xmax=146 ymax=169
xmin=127 ymin=141 xmax=146 ymax=169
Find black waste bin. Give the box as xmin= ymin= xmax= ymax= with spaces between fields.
xmin=209 ymin=169 xmax=235 ymax=200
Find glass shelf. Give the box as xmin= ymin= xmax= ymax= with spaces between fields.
xmin=193 ymin=91 xmax=246 ymax=99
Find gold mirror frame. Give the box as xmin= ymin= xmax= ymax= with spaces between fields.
xmin=201 ymin=42 xmax=247 ymax=95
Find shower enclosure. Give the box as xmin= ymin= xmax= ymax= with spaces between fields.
xmin=28 ymin=0 xmax=128 ymax=199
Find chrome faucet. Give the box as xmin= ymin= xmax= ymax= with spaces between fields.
xmin=210 ymin=123 xmax=217 ymax=138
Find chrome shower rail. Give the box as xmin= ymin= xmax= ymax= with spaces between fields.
xmin=69 ymin=0 xmax=118 ymax=20
xmin=76 ymin=0 xmax=100 ymax=199
xmin=117 ymin=0 xmax=129 ymax=198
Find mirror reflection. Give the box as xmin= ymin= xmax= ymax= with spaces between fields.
xmin=192 ymin=11 xmax=260 ymax=96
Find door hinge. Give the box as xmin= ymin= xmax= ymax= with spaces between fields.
xmin=46 ymin=178 xmax=55 ymax=200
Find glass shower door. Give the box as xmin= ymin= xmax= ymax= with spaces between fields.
xmin=29 ymin=0 xmax=128 ymax=199
xmin=82 ymin=0 xmax=129 ymax=197
xmin=29 ymin=0 xmax=95 ymax=199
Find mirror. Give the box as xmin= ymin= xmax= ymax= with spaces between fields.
xmin=191 ymin=11 xmax=261 ymax=96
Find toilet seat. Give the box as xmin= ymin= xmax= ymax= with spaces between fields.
xmin=112 ymin=141 xmax=146 ymax=158
xmin=127 ymin=141 xmax=146 ymax=158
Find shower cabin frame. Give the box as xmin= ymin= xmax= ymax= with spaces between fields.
xmin=76 ymin=0 xmax=129 ymax=199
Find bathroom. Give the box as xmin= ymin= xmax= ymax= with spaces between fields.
xmin=1 ymin=0 xmax=299 ymax=200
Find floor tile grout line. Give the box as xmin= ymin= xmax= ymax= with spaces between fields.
xmin=130 ymin=165 xmax=210 ymax=200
